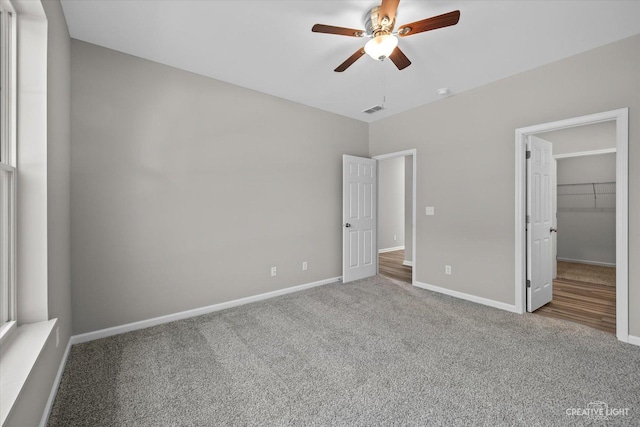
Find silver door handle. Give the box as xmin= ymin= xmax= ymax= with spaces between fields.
xmin=345 ymin=223 xmax=351 ymax=228
xmin=550 ymin=228 xmax=557 ymax=233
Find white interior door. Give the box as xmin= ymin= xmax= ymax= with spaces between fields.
xmin=527 ymin=136 xmax=554 ymax=312
xmin=343 ymin=155 xmax=377 ymax=283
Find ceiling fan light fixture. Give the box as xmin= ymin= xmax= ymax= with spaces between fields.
xmin=364 ymin=34 xmax=398 ymax=61
xmin=312 ymin=5 xmax=460 ymax=72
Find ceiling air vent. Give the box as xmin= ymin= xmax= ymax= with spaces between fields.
xmin=363 ymin=105 xmax=384 ymax=114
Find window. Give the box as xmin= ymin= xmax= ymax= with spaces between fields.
xmin=0 ymin=1 xmax=14 ymax=336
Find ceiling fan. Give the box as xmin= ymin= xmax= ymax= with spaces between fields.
xmin=312 ymin=0 xmax=460 ymax=72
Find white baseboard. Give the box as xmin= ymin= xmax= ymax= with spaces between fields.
xmin=402 ymin=260 xmax=413 ymax=267
xmin=557 ymin=257 xmax=616 ymax=267
xmin=628 ymin=335 xmax=640 ymax=347
xmin=378 ymin=246 xmax=404 ymax=254
xmin=70 ymin=276 xmax=341 ymax=345
xmin=39 ymin=338 xmax=72 ymax=427
xmin=414 ymin=281 xmax=519 ymax=313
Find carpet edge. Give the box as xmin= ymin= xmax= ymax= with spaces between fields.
xmin=70 ymin=276 xmax=342 ymax=346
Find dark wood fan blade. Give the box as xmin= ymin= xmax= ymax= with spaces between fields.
xmin=388 ymin=46 xmax=411 ymax=70
xmin=335 ymin=48 xmax=366 ymax=72
xmin=312 ymin=24 xmax=364 ymax=37
xmin=398 ymin=10 xmax=460 ymax=37
xmin=379 ymin=0 xmax=401 ymax=26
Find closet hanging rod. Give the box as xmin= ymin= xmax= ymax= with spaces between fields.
xmin=557 ymin=181 xmax=615 ymax=186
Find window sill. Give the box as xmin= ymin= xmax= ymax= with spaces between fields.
xmin=0 ymin=318 xmax=57 ymax=426
xmin=0 ymin=321 xmax=17 ymax=344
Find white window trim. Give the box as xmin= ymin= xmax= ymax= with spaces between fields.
xmin=0 ymin=1 xmax=57 ymax=424
xmin=0 ymin=0 xmax=16 ymax=343
xmin=14 ymin=0 xmax=49 ymax=326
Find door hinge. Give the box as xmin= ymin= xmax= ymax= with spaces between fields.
xmin=526 ymin=215 xmax=530 ymax=224
xmin=526 ymin=150 xmax=531 ymax=159
xmin=526 ymin=280 xmax=531 ymax=288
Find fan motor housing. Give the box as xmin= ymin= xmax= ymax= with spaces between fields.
xmin=365 ymin=6 xmax=396 ymax=36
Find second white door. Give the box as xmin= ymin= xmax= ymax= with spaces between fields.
xmin=343 ymin=155 xmax=377 ymax=283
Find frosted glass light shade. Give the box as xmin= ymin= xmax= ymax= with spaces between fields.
xmin=364 ymin=34 xmax=398 ymax=61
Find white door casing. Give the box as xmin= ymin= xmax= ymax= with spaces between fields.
xmin=527 ymin=136 xmax=554 ymax=312
xmin=515 ymin=108 xmax=628 ymax=342
xmin=552 ymin=158 xmax=558 ymax=279
xmin=343 ymin=155 xmax=377 ymax=283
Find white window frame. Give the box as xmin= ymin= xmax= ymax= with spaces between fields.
xmin=0 ymin=0 xmax=16 ymax=342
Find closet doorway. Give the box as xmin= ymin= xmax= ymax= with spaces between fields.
xmin=515 ymin=108 xmax=629 ymax=342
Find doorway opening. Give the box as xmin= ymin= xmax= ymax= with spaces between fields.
xmin=373 ymin=150 xmax=416 ymax=285
xmin=514 ymin=109 xmax=629 ymax=343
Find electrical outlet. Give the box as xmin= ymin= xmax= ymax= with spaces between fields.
xmin=271 ymin=266 xmax=277 ymax=277
xmin=393 ymin=234 xmax=397 ymax=241
xmin=445 ymin=265 xmax=452 ymax=275
xmin=426 ymin=206 xmax=435 ymax=216
xmin=302 ymin=261 xmax=308 ymax=271
xmin=56 ymin=326 xmax=59 ymax=348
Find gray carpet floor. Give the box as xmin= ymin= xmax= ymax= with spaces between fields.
xmin=48 ymin=275 xmax=640 ymax=426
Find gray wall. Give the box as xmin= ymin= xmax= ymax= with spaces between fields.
xmin=45 ymin=0 xmax=72 ymax=357
xmin=378 ymin=156 xmax=405 ymax=250
xmin=557 ymin=153 xmax=616 ymax=185
xmin=405 ymin=156 xmax=413 ymax=264
xmin=369 ymin=34 xmax=640 ymax=335
xmin=70 ymin=40 xmax=369 ymax=334
xmin=557 ymin=154 xmax=616 ymax=265
xmin=5 ymin=0 xmax=72 ymax=425
xmin=538 ymin=121 xmax=616 ymax=155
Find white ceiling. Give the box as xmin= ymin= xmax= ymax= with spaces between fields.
xmin=60 ymin=1 xmax=640 ymax=123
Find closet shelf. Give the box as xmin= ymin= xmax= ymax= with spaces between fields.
xmin=557 ymin=182 xmax=615 ymax=212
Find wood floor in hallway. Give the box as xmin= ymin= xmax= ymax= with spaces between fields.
xmin=378 ymin=249 xmax=412 ymax=284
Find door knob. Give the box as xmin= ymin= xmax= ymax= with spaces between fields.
xmin=550 ymin=227 xmax=557 ymax=233
xmin=345 ymin=223 xmax=351 ymax=228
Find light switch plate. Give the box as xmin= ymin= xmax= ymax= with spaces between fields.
xmin=425 ymin=206 xmax=435 ymax=216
